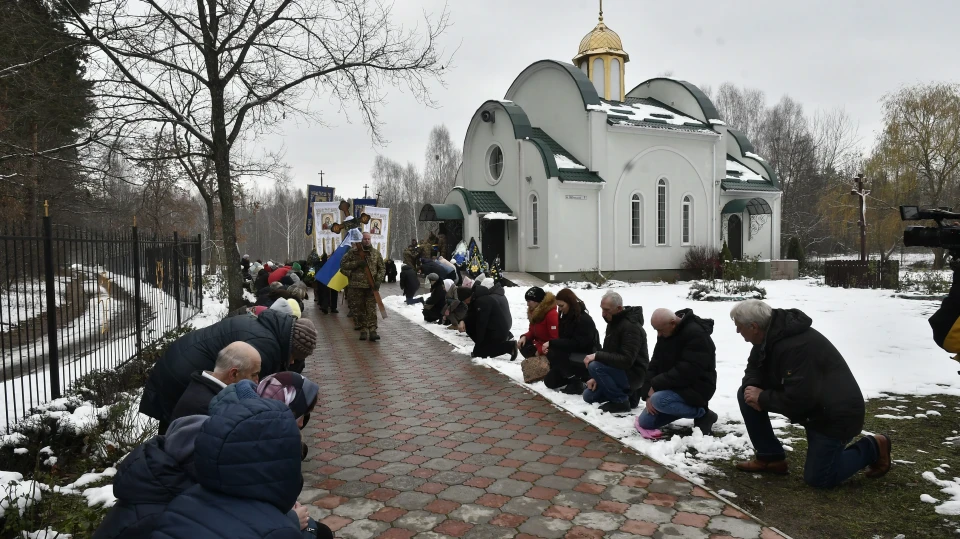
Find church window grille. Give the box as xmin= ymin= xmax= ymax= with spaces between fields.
xmin=657 ymin=179 xmax=667 ymax=245
xmin=631 ymin=194 xmax=641 ymax=245
xmin=682 ymin=195 xmax=692 ymax=245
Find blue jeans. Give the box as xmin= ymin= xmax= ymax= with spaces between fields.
xmin=636 ymin=390 xmax=705 ymax=430
xmin=583 ymin=361 xmax=630 ymax=404
xmin=737 ymin=386 xmax=879 ymax=488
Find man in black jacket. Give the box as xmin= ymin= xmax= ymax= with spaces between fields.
xmin=140 ymin=311 xmax=317 ymax=433
xmin=169 ymin=342 xmax=262 ymax=422
xmin=463 ymin=279 xmax=517 ymax=359
xmin=583 ymin=291 xmax=649 ymax=414
xmin=399 ymin=264 xmax=424 ymax=305
xmin=730 ymin=299 xmax=892 ymax=487
xmin=636 ymin=308 xmax=717 ymax=439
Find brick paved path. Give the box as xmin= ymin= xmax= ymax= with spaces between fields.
xmin=300 ymin=296 xmax=787 ymax=539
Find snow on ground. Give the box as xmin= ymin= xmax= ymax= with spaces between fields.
xmin=386 ymin=278 xmax=960 ymax=483
xmin=22 ymin=529 xmax=71 ymax=539
xmin=0 ymin=280 xmax=67 ymax=331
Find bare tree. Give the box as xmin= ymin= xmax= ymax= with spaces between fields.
xmin=57 ymin=0 xmax=452 ymax=308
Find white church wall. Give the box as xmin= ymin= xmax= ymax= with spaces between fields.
xmin=520 ymin=142 xmax=552 ymax=274
xmin=604 ymin=130 xmax=716 ymax=271
xmin=543 ymin=182 xmax=601 ymax=275
xmin=507 ymin=65 xmax=591 ymax=166
xmin=743 ymin=214 xmax=774 ymax=260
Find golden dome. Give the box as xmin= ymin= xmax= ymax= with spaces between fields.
xmin=573 ymin=16 xmax=629 ymax=64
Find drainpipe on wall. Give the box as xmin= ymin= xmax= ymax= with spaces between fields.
xmin=712 ymin=143 xmax=717 ymax=248
xmin=518 ymin=139 xmax=524 ymax=272
xmin=597 ymin=183 xmax=605 ymax=279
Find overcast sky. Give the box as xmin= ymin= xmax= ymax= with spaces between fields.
xmin=260 ymin=0 xmax=960 ymax=197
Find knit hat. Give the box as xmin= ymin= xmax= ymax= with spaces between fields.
xmin=253 ymin=306 xmax=268 ymax=316
xmin=426 ymin=273 xmax=439 ymax=282
xmin=292 ymin=262 xmax=302 ymax=272
xmin=525 ymin=286 xmax=546 ymax=303
xmin=270 ymin=298 xmax=294 ymax=317
xmin=286 ymin=298 xmax=302 ymax=319
xmin=255 ymin=372 xmax=319 ymax=419
xmin=243 ymin=254 xmax=250 ymax=260
xmin=461 ymin=276 xmax=475 ymax=289
xmin=457 ymin=286 xmax=473 ymax=301
xmin=290 ymin=318 xmax=317 ymax=360
xmin=480 ymin=278 xmax=495 ymax=290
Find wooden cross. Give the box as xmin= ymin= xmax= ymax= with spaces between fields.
xmin=318 ymin=170 xmax=325 ymax=187
xmin=363 ymin=183 xmax=370 ymax=198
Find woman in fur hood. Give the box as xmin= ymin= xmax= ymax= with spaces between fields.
xmin=518 ymin=287 xmax=559 ymax=359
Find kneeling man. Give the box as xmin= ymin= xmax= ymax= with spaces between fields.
xmin=635 ymin=308 xmax=718 ymax=439
xmin=730 ymin=299 xmax=892 ymax=488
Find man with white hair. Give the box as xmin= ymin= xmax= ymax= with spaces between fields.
xmin=170 ymin=341 xmax=262 ymax=421
xmin=635 ymin=308 xmax=717 ymax=440
xmin=582 ymin=291 xmax=649 ymax=413
xmin=730 ymin=299 xmax=892 ymax=487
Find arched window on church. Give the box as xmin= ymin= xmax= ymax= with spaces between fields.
xmin=610 ymin=59 xmax=621 ymax=100
xmin=631 ymin=193 xmax=641 ymax=245
xmin=592 ymin=58 xmax=605 ymax=97
xmin=682 ymin=195 xmax=692 ymax=245
xmin=657 ymin=179 xmax=667 ymax=245
xmin=530 ymin=193 xmax=539 ymax=247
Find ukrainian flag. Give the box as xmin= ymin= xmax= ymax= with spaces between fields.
xmin=316 ymin=230 xmax=361 ymax=291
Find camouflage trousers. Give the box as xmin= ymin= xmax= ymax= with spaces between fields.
xmin=347 ymin=287 xmax=378 ymax=331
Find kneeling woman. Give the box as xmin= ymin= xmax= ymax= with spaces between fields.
xmin=541 ymin=288 xmax=600 ymax=394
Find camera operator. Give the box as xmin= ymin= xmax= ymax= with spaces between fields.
xmin=929 ymin=255 xmax=960 ymax=363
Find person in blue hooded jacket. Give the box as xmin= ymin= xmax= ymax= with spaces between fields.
xmin=92 ymin=415 xmax=207 ymax=539
xmin=150 ymin=382 xmax=305 ymax=538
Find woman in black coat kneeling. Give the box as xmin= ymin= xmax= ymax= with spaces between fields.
xmin=542 ymin=288 xmax=599 ymax=394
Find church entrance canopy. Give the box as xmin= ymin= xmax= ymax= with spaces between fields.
xmin=722 ymin=197 xmax=772 ymax=245
xmin=721 ymin=197 xmax=772 ymax=216
xmin=419 ymin=204 xmax=464 ymax=221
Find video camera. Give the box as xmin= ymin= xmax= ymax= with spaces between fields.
xmin=900 ymin=206 xmax=960 ymax=257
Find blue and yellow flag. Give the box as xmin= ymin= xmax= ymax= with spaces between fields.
xmin=315 ymin=229 xmax=362 ymax=291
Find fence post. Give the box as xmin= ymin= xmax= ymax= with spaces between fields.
xmin=42 ymin=205 xmax=61 ymax=399
xmin=173 ymin=231 xmax=181 ymax=327
xmin=196 ymin=234 xmax=203 ymax=310
xmin=132 ymin=222 xmax=143 ymax=358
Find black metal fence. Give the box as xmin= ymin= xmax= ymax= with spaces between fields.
xmin=824 ymin=260 xmax=900 ymax=289
xmin=0 ymin=216 xmax=202 ymax=430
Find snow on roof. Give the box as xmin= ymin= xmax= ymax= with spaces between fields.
xmin=482 ymin=212 xmax=517 ymax=221
xmin=726 ymin=158 xmax=765 ymax=182
xmin=709 ymin=119 xmax=726 ymax=126
xmin=554 ymin=154 xmax=585 ymax=170
xmin=587 ymin=99 xmax=707 ymax=128
xmin=744 ymin=151 xmax=765 ymax=162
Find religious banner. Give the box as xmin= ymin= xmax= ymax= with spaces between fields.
xmin=304 ymin=185 xmax=336 ymax=236
xmin=313 ymin=202 xmax=341 ymax=256
xmin=352 ymin=198 xmax=377 ymax=220
xmin=362 ymin=206 xmax=391 ymax=260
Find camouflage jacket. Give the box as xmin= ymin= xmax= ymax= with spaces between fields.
xmin=340 ymin=245 xmax=385 ymax=289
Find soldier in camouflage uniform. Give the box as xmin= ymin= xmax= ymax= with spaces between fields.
xmin=340 ymin=232 xmax=386 ymax=341
xmin=340 ymin=216 xmax=363 ymax=323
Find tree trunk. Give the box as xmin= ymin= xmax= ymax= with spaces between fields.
xmin=209 ymin=86 xmax=243 ymax=309
xmin=204 ymin=193 xmax=219 ymax=276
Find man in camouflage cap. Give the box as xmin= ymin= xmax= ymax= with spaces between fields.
xmin=340 ymin=232 xmax=386 ymax=341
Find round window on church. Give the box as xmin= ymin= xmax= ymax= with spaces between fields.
xmin=487 ymin=145 xmax=504 ymax=184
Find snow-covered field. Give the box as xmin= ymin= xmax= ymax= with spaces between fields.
xmin=386 ymin=277 xmax=960 ymax=514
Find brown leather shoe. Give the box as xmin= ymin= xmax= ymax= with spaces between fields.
xmin=735 ymin=459 xmax=788 ymax=475
xmin=865 ymin=434 xmax=892 ymax=478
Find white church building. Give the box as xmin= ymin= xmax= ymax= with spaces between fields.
xmin=422 ymin=8 xmax=782 ymax=281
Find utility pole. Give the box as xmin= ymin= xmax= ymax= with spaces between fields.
xmin=317 ymin=170 xmax=325 ymax=187
xmin=850 ymin=173 xmax=868 ymax=261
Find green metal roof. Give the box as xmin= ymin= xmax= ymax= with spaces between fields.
xmin=722 ymin=197 xmax=773 ymax=215
xmin=727 ymin=128 xmax=757 ymax=154
xmin=529 ymin=127 xmax=605 ymax=183
xmin=419 ymin=204 xmax=464 ymax=221
xmin=721 ymin=180 xmax=780 ymax=193
xmin=478 ymin=100 xmax=534 ymax=140
xmin=452 ymin=187 xmax=512 ymax=214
